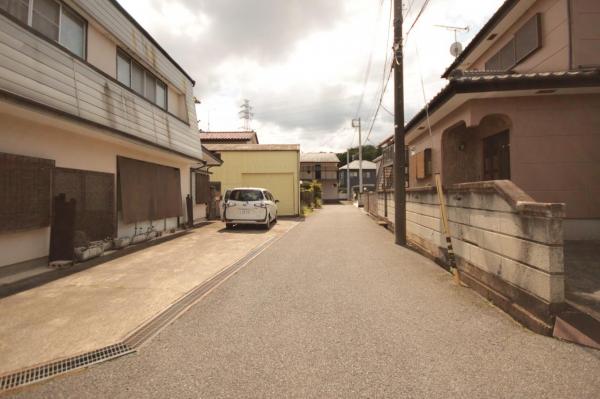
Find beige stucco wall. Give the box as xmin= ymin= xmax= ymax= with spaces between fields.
xmin=0 ymin=101 xmax=199 ymax=268
xmin=570 ymin=0 xmax=600 ymax=68
xmin=406 ymin=93 xmax=600 ymax=225
xmin=471 ymin=0 xmax=570 ymax=73
xmin=86 ymin=23 xmax=117 ymax=78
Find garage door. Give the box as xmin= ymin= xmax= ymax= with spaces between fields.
xmin=242 ymin=173 xmax=296 ymax=216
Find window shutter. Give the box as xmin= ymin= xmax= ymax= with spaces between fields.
xmin=515 ymin=14 xmax=541 ymax=63
xmin=0 ymin=153 xmax=54 ymax=232
xmin=195 ymin=173 xmax=210 ymax=204
xmin=117 ymin=157 xmax=182 ymax=224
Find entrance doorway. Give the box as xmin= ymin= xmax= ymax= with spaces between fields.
xmin=483 ymin=130 xmax=510 ymax=180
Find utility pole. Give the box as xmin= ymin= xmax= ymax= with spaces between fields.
xmin=346 ymin=149 xmax=351 ymax=200
xmin=393 ymin=0 xmax=406 ymax=246
xmin=351 ymin=118 xmax=363 ymax=195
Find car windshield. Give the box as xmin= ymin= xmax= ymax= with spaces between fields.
xmin=229 ymin=189 xmax=264 ymax=202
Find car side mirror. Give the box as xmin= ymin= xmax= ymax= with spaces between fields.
xmin=275 ymin=199 xmax=280 ymax=203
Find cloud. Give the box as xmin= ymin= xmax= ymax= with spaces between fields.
xmin=118 ymin=0 xmax=504 ymax=152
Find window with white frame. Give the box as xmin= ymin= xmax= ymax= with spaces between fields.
xmin=1 ymin=0 xmax=86 ymax=57
xmin=117 ymin=48 xmax=168 ymax=110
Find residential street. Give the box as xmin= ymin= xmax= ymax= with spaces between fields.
xmin=11 ymin=205 xmax=600 ymax=398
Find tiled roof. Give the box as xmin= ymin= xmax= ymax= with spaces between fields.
xmin=300 ymin=152 xmax=340 ymax=163
xmin=406 ymin=69 xmax=600 ymax=134
xmin=203 ymin=144 xmax=300 ymax=152
xmin=199 ymin=131 xmax=258 ymax=143
xmin=339 ymin=160 xmax=377 ymax=170
xmin=449 ymin=69 xmax=600 ymax=82
xmin=378 ymin=69 xmax=600 ymax=145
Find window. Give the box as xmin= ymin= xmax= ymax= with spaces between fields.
xmin=350 ymin=171 xmax=358 ymax=178
xmin=58 ymin=5 xmax=84 ymax=56
xmin=116 ymin=48 xmax=168 ymax=110
xmin=131 ymin=61 xmax=144 ymax=95
xmin=229 ymin=189 xmax=264 ymax=202
xmin=0 ymin=0 xmax=29 ymax=23
xmin=315 ymin=164 xmax=321 ymax=180
xmin=156 ymin=81 xmax=166 ymax=109
xmin=364 ymin=171 xmax=372 ymax=179
xmin=485 ymin=14 xmax=541 ymax=72
xmin=144 ymin=72 xmax=156 ymax=102
xmin=32 ymin=0 xmax=59 ymax=41
xmin=3 ymin=0 xmax=87 ymax=57
xmin=116 ymin=51 xmax=131 ymax=86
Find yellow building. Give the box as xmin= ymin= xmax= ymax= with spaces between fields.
xmin=204 ymin=144 xmax=301 ymax=216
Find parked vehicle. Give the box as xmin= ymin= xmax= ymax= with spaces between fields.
xmin=221 ymin=188 xmax=278 ymax=229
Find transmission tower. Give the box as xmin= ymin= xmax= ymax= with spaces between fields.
xmin=238 ymin=99 xmax=254 ymax=130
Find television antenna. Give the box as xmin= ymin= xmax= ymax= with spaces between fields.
xmin=434 ymin=24 xmax=470 ymax=58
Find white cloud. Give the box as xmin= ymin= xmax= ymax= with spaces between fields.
xmin=118 ymin=0 xmax=504 ymax=152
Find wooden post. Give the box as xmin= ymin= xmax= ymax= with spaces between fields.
xmin=434 ymin=174 xmax=459 ymax=283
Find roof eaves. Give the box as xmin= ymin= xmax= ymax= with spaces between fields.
xmin=201 ymin=145 xmax=223 ymax=166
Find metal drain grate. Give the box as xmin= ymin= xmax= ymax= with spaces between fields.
xmin=0 ymin=343 xmax=133 ymax=392
xmin=125 ymin=236 xmax=278 ymax=348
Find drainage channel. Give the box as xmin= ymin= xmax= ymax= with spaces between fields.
xmin=0 ymin=343 xmax=133 ymax=392
xmin=0 ymin=236 xmax=279 ymax=394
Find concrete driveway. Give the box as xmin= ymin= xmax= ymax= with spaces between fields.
xmin=0 ymin=220 xmax=298 ymax=377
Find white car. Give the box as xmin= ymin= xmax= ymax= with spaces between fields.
xmin=221 ymin=188 xmax=279 ymax=229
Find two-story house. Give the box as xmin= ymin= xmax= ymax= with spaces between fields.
xmin=339 ymin=160 xmax=377 ymax=197
xmin=383 ymin=0 xmax=600 ymax=241
xmin=300 ymin=152 xmax=340 ymax=201
xmin=0 ymin=0 xmax=207 ymax=270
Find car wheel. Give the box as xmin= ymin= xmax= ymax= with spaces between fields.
xmin=225 ymin=223 xmax=234 ymax=230
xmin=265 ymin=215 xmax=271 ymax=230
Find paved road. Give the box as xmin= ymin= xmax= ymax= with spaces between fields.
xmin=12 ymin=205 xmax=600 ymax=398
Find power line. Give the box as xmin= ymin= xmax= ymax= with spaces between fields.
xmin=362 ymin=0 xmax=432 ymax=145
xmin=355 ymin=0 xmax=385 ymax=119
xmin=364 ymin=63 xmax=393 ymax=144
xmin=404 ymin=0 xmax=431 ymax=45
xmin=365 ymin=0 xmax=394 ymax=141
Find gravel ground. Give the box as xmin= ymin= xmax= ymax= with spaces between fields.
xmin=10 ymin=205 xmax=600 ymax=398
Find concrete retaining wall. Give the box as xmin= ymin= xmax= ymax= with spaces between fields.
xmin=367 ymin=180 xmax=566 ymax=334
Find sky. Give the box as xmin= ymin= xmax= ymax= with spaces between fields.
xmin=118 ymin=0 xmax=504 ymax=153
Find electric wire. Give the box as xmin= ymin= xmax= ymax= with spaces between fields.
xmin=354 ymin=0 xmax=385 ymax=119
xmin=363 ymin=0 xmax=431 ymax=145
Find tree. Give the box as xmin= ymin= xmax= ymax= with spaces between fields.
xmin=337 ymin=145 xmax=381 ymax=165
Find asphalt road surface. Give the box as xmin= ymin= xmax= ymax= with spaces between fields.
xmin=11 ymin=205 xmax=600 ymax=398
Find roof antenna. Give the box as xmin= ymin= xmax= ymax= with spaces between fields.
xmin=434 ymin=25 xmax=470 ymax=58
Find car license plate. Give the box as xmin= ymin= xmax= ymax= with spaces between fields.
xmin=240 ymin=209 xmax=250 ymax=215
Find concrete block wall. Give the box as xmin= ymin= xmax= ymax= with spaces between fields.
xmin=405 ymin=181 xmax=566 ymax=305
xmin=369 ymin=191 xmax=396 ymax=226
